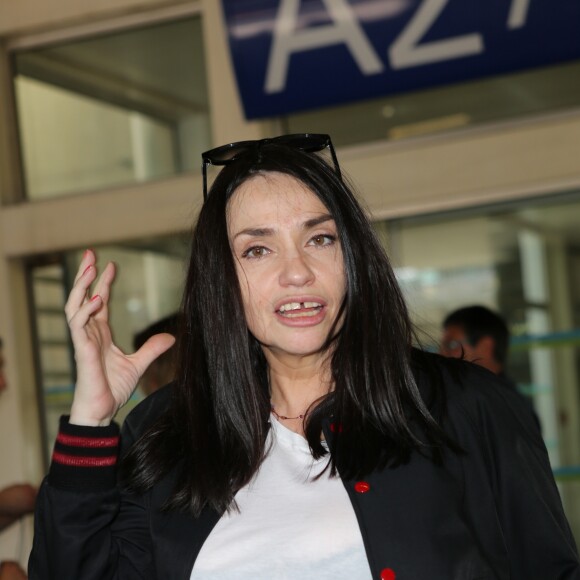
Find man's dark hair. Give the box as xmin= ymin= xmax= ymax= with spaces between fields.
xmin=133 ymin=313 xmax=181 ymax=351
xmin=443 ymin=305 xmax=510 ymax=365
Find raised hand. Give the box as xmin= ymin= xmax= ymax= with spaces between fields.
xmin=65 ymin=249 xmax=175 ymax=426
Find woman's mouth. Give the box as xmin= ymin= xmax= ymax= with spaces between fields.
xmin=277 ymin=301 xmax=323 ymax=318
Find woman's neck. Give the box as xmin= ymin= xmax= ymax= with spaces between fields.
xmin=266 ymin=351 xmax=332 ymax=435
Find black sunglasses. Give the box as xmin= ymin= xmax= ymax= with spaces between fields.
xmin=201 ymin=133 xmax=341 ymax=201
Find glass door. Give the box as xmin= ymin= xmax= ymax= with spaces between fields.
xmin=376 ymin=190 xmax=580 ymax=543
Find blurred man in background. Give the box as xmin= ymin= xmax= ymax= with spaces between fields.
xmin=440 ymin=305 xmax=509 ymax=375
xmin=440 ymin=305 xmax=540 ymax=430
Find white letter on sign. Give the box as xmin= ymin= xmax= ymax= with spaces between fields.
xmin=389 ymin=0 xmax=484 ymax=69
xmin=507 ymin=0 xmax=531 ymax=29
xmin=265 ymin=0 xmax=384 ymax=94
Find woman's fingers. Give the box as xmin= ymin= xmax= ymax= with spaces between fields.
xmin=91 ymin=261 xmax=116 ymax=303
xmin=66 ymin=248 xmax=98 ymax=321
xmin=131 ymin=333 xmax=176 ymax=377
xmin=67 ymin=295 xmax=103 ymax=342
xmin=65 ymin=251 xmax=116 ymax=325
xmin=65 ymin=262 xmax=98 ymax=323
xmin=64 ymin=251 xmax=176 ymax=400
xmin=72 ymin=249 xmax=95 ymax=286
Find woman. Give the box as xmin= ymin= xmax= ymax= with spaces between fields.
xmin=30 ymin=135 xmax=579 ymax=579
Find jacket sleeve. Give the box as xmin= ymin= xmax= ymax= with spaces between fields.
xmin=451 ymin=364 xmax=580 ymax=579
xmin=28 ymin=416 xmax=154 ymax=580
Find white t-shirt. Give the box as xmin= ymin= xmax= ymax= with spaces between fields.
xmin=190 ymin=416 xmax=373 ymax=579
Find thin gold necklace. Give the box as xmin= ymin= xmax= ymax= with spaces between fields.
xmin=270 ymin=404 xmax=308 ymax=421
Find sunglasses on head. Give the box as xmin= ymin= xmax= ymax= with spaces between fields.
xmin=201 ymin=133 xmax=341 ymax=201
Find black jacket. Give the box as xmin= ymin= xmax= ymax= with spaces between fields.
xmin=29 ymin=355 xmax=580 ymax=579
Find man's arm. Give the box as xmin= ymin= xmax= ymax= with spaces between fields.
xmin=0 ymin=561 xmax=27 ymax=580
xmin=0 ymin=484 xmax=36 ymax=532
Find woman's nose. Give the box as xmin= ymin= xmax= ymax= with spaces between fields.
xmin=278 ymin=252 xmax=315 ymax=287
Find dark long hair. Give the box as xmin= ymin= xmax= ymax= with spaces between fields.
xmin=123 ymin=143 xmax=455 ymax=515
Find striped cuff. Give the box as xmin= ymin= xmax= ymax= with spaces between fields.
xmin=48 ymin=416 xmax=121 ymax=491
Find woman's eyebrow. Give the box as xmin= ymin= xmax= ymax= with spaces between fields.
xmin=302 ymin=214 xmax=334 ymax=230
xmin=233 ymin=227 xmax=274 ymax=240
xmin=233 ymin=214 xmax=334 ymax=240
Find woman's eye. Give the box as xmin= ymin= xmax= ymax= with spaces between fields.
xmin=242 ymin=246 xmax=270 ymax=259
xmin=309 ymin=234 xmax=336 ymax=247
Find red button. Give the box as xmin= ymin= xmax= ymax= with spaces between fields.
xmin=354 ymin=481 xmax=370 ymax=493
xmin=380 ymin=568 xmax=396 ymax=580
xmin=330 ymin=422 xmax=343 ymax=433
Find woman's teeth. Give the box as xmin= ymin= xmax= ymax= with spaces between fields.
xmin=278 ymin=302 xmax=322 ymax=317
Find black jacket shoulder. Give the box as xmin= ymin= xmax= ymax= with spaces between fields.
xmin=411 ymin=349 xmax=543 ymax=445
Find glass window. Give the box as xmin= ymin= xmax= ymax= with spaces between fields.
xmin=283 ymin=59 xmax=580 ymax=147
xmin=377 ymin=191 xmax=580 ymax=542
xmin=13 ymin=17 xmax=210 ymax=200
xmin=30 ymin=236 xmax=188 ymax=461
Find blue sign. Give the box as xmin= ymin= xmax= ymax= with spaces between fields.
xmin=220 ymin=0 xmax=580 ymax=120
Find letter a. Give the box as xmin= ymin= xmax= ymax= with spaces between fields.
xmin=265 ymin=0 xmax=384 ymax=94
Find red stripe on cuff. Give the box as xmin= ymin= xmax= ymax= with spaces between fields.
xmin=56 ymin=433 xmax=119 ymax=448
xmin=52 ymin=451 xmax=117 ymax=467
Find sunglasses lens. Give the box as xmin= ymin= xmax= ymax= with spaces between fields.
xmin=203 ymin=141 xmax=255 ymax=165
xmin=274 ymin=134 xmax=329 ymax=153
